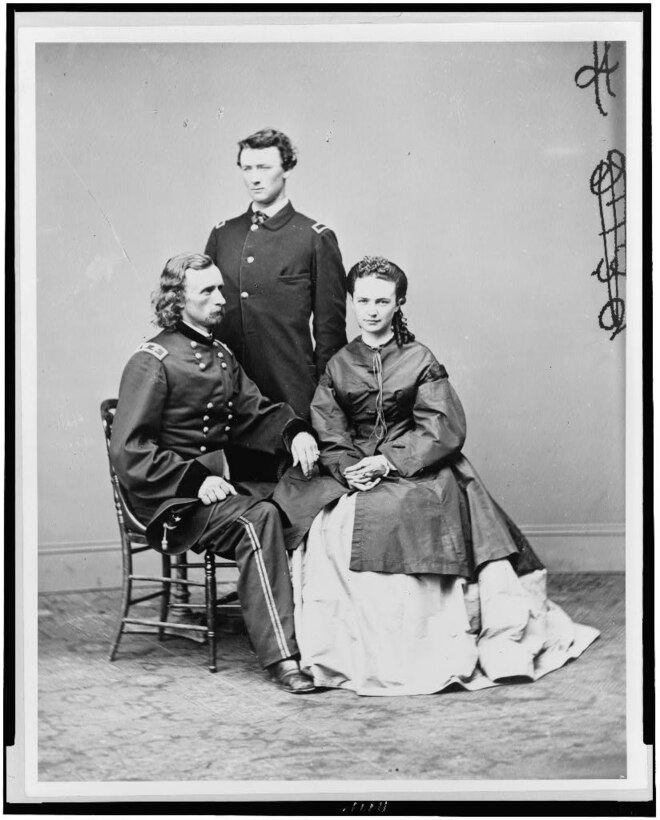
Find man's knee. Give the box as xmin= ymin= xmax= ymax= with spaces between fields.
xmin=242 ymin=500 xmax=281 ymax=528
xmin=236 ymin=501 xmax=288 ymax=563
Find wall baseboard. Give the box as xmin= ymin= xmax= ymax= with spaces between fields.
xmin=37 ymin=524 xmax=625 ymax=594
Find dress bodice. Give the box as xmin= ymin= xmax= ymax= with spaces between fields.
xmin=321 ymin=336 xmax=447 ymax=449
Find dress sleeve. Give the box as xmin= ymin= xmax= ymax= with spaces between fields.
xmin=311 ymin=229 xmax=348 ymax=378
xmin=109 ymin=352 xmax=204 ymax=501
xmin=379 ymin=357 xmax=467 ymax=477
xmin=310 ymin=367 xmax=362 ymax=484
xmin=227 ymin=357 xmax=298 ymax=453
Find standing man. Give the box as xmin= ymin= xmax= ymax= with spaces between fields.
xmin=205 ymin=127 xmax=347 ymax=479
xmin=110 ymin=252 xmax=319 ymax=693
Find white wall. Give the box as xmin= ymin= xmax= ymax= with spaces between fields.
xmin=35 ymin=41 xmax=626 ymax=590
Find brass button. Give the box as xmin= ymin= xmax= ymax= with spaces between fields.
xmin=203 ymin=426 xmax=209 ymax=433
xmin=200 ymin=445 xmax=207 ymax=453
xmin=207 ymin=402 xmax=213 ymax=409
xmin=221 ymin=362 xmax=227 ymax=369
xmin=224 ymin=426 xmax=231 ymax=432
xmin=228 ymin=401 xmax=233 ymax=408
xmin=195 ymin=352 xmax=202 ymax=360
xmin=203 ymin=415 xmax=210 ymax=422
xmin=246 ymin=256 xmax=254 ymax=263
xmin=240 ymin=291 xmax=248 ymax=299
xmin=250 ymin=224 xmax=259 ymax=232
xmin=199 ymin=363 xmax=207 ymax=371
xmin=190 ymin=341 xmax=197 ymax=349
xmin=227 ymin=414 xmax=233 ymax=420
xmin=217 ymin=352 xmax=224 ymax=358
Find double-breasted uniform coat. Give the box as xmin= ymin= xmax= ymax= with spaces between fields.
xmin=110 ymin=322 xmax=310 ymax=668
xmin=274 ymin=336 xmax=544 ymax=579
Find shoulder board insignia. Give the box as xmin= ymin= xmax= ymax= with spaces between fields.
xmin=137 ymin=342 xmax=169 ymax=361
xmin=212 ymin=339 xmax=234 ymax=357
xmin=214 ymin=219 xmax=226 ymax=230
xmin=311 ymin=222 xmax=329 ymax=234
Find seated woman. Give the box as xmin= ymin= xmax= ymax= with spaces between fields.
xmin=274 ymin=256 xmax=599 ymax=697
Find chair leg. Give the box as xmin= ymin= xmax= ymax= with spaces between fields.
xmin=174 ymin=555 xmax=190 ymax=604
xmin=159 ymin=554 xmax=172 ymax=641
xmin=205 ymin=550 xmax=217 ymax=673
xmin=109 ymin=543 xmax=132 ymax=662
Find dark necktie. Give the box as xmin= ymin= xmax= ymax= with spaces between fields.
xmin=252 ymin=210 xmax=268 ymax=226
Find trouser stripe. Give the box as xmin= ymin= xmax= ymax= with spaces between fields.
xmin=237 ymin=515 xmax=290 ymax=659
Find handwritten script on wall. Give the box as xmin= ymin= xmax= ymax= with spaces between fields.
xmin=590 ymin=149 xmax=626 ymax=340
xmin=576 ymin=42 xmax=625 ymax=340
xmin=574 ymin=41 xmax=619 ymax=117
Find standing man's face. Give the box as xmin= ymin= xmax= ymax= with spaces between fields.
xmin=239 ymin=146 xmax=288 ymax=208
xmin=181 ymin=265 xmax=226 ymax=330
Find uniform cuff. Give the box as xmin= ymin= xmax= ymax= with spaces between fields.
xmin=175 ymin=461 xmax=211 ymax=498
xmin=282 ymin=417 xmax=318 ymax=452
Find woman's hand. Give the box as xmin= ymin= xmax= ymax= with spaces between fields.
xmin=344 ymin=455 xmax=393 ymax=483
xmin=198 ymin=476 xmax=237 ymax=505
xmin=345 ymin=475 xmax=381 ymax=492
xmin=343 ymin=455 xmax=395 ymax=491
xmin=291 ymin=432 xmax=319 ymax=478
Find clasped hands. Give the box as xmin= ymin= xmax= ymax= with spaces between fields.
xmin=343 ymin=455 xmax=395 ymax=492
xmin=197 ymin=432 xmax=319 ymax=505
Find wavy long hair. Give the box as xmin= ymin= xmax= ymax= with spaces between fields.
xmin=347 ymin=256 xmax=415 ymax=346
xmin=152 ymin=252 xmax=213 ymax=331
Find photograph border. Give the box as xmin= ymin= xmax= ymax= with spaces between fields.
xmin=6 ymin=3 xmax=654 ymax=812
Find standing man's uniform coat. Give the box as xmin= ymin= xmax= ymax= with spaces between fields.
xmin=204 ymin=202 xmax=348 ymax=419
xmin=110 ymin=322 xmax=309 ymax=668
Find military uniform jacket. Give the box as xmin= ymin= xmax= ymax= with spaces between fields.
xmin=204 ymin=202 xmax=347 ymax=418
xmin=274 ymin=337 xmax=544 ymax=578
xmin=110 ymin=324 xmax=302 ymax=526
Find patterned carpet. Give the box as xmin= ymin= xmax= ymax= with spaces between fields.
xmin=37 ymin=573 xmax=625 ymax=783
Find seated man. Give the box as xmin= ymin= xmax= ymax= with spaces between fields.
xmin=109 ymin=252 xmax=319 ymax=694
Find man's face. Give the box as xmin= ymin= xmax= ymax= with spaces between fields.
xmin=181 ymin=265 xmax=226 ymax=330
xmin=239 ymin=146 xmax=288 ymax=207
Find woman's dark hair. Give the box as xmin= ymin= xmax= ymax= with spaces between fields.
xmin=236 ymin=127 xmax=298 ymax=171
xmin=152 ymin=252 xmax=213 ymax=330
xmin=347 ymin=255 xmax=415 ymax=346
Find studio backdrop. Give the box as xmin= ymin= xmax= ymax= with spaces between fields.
xmin=34 ymin=40 xmax=626 ymax=590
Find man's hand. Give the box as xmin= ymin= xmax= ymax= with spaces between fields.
xmin=344 ymin=455 xmax=393 ymax=484
xmin=291 ymin=432 xmax=319 ymax=478
xmin=198 ymin=475 xmax=237 ymax=505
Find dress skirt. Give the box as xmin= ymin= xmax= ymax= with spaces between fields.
xmin=291 ymin=494 xmax=600 ymax=697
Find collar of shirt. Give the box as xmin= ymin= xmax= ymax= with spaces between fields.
xmin=252 ymin=198 xmax=289 ymax=219
xmin=246 ymin=200 xmax=296 ymax=232
xmin=178 ymin=321 xmax=215 ymax=346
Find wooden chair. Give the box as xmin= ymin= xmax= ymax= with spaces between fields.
xmin=100 ymin=399 xmax=241 ymax=673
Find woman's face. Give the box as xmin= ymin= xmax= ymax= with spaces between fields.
xmin=352 ymin=276 xmax=399 ymax=338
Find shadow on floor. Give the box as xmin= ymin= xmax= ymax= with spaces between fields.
xmin=37 ymin=573 xmax=626 ymax=782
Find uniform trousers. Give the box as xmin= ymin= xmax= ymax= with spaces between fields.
xmin=196 ymin=500 xmax=299 ymax=669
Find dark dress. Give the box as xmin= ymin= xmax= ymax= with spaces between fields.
xmin=274 ymin=335 xmax=544 ymax=580
xmin=276 ymin=335 xmax=599 ymax=696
